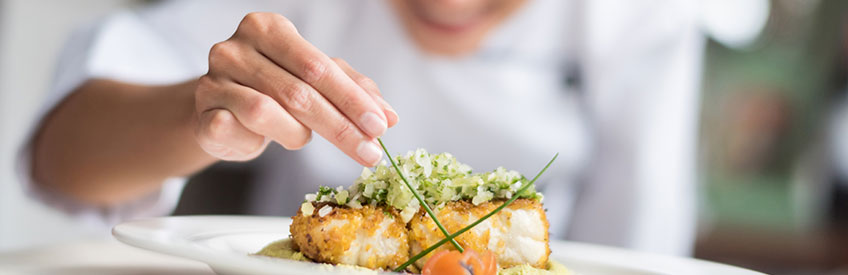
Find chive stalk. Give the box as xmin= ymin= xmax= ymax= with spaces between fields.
xmin=377 ymin=138 xmax=464 ymax=252
xmin=393 ymin=153 xmax=558 ymax=272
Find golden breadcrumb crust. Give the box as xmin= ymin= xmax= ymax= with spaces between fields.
xmin=290 ymin=199 xmax=549 ymax=270
xmin=290 ymin=202 xmax=409 ymax=270
xmin=408 ymin=199 xmax=550 ymax=269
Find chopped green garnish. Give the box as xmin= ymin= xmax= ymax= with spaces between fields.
xmin=378 ymin=138 xmax=464 ymax=252
xmin=302 ymin=148 xmax=543 ymax=224
xmin=394 ymin=153 xmax=558 ymax=272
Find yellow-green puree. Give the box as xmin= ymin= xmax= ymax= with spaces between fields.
xmin=255 ymin=238 xmax=569 ymax=275
xmin=255 ymin=239 xmax=375 ymax=273
xmin=499 ymin=261 xmax=570 ymax=275
xmin=254 ymin=239 xmax=310 ymax=262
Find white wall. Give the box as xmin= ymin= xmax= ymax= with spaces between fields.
xmin=0 ymin=0 xmax=142 ymax=251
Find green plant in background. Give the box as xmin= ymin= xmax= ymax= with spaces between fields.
xmin=699 ymin=0 xmax=848 ymax=231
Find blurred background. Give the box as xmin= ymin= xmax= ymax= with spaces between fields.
xmin=1 ymin=0 xmax=848 ymax=274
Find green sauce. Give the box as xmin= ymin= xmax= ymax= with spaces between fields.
xmin=256 ymin=238 xmax=569 ymax=275
xmin=499 ymin=261 xmax=571 ymax=275
xmin=254 ymin=239 xmax=310 ymax=262
xmin=254 ymin=239 xmax=376 ymax=273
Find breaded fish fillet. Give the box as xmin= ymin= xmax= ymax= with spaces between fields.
xmin=408 ymin=199 xmax=550 ymax=269
xmin=290 ymin=202 xmax=409 ymax=270
xmin=290 ymin=199 xmax=549 ymax=270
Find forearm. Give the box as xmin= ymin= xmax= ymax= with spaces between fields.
xmin=32 ymin=78 xmax=217 ymax=206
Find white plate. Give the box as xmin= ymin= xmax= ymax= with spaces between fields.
xmin=113 ymin=215 xmax=764 ymax=275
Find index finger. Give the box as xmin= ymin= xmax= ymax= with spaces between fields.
xmin=332 ymin=57 xmax=399 ymax=128
xmin=238 ymin=14 xmax=389 ymax=139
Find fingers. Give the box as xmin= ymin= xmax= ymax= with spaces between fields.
xmin=229 ymin=50 xmax=383 ymax=166
xmin=198 ymin=12 xmax=394 ymax=166
xmin=195 ymin=76 xmax=312 ymax=150
xmin=235 ymin=13 xmax=389 ymax=138
xmin=331 ymin=58 xmax=399 ymax=127
xmin=195 ymin=108 xmax=268 ymax=161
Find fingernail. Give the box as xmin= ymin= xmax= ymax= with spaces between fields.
xmin=359 ymin=112 xmax=387 ymax=137
xmin=384 ymin=108 xmax=399 ymax=126
xmin=380 ymin=98 xmax=399 ymax=126
xmin=357 ymin=141 xmax=382 ymax=166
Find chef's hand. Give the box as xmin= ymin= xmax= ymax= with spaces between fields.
xmin=194 ymin=12 xmax=398 ymax=166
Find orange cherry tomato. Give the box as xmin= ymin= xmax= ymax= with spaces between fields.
xmin=421 ymin=249 xmax=498 ymax=275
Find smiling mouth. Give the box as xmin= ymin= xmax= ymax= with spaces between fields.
xmin=419 ymin=16 xmax=483 ymax=34
xmin=411 ymin=7 xmax=488 ymax=34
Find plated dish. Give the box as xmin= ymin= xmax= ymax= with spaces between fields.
xmin=256 ymin=148 xmax=559 ymax=274
xmin=112 ymin=146 xmax=765 ymax=274
xmin=112 ymin=216 xmax=765 ymax=275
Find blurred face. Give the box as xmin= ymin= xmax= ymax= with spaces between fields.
xmin=389 ymin=0 xmax=527 ymax=56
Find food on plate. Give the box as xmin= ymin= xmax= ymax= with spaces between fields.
xmin=255 ymin=147 xmax=567 ymax=274
xmin=421 ymin=249 xmax=498 ymax=275
xmin=290 ymin=202 xmax=409 ymax=269
xmin=409 ymin=198 xmax=549 ymax=269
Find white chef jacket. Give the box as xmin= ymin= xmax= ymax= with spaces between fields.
xmin=19 ymin=0 xmax=704 ymax=256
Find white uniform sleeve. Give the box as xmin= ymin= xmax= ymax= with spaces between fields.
xmin=565 ymin=0 xmax=705 ymax=256
xmin=16 ymin=10 xmax=199 ymax=229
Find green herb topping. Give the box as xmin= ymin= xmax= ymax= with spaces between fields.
xmin=301 ymin=148 xmax=543 ymax=223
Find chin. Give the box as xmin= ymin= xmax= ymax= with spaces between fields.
xmin=388 ymin=0 xmax=513 ymax=57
